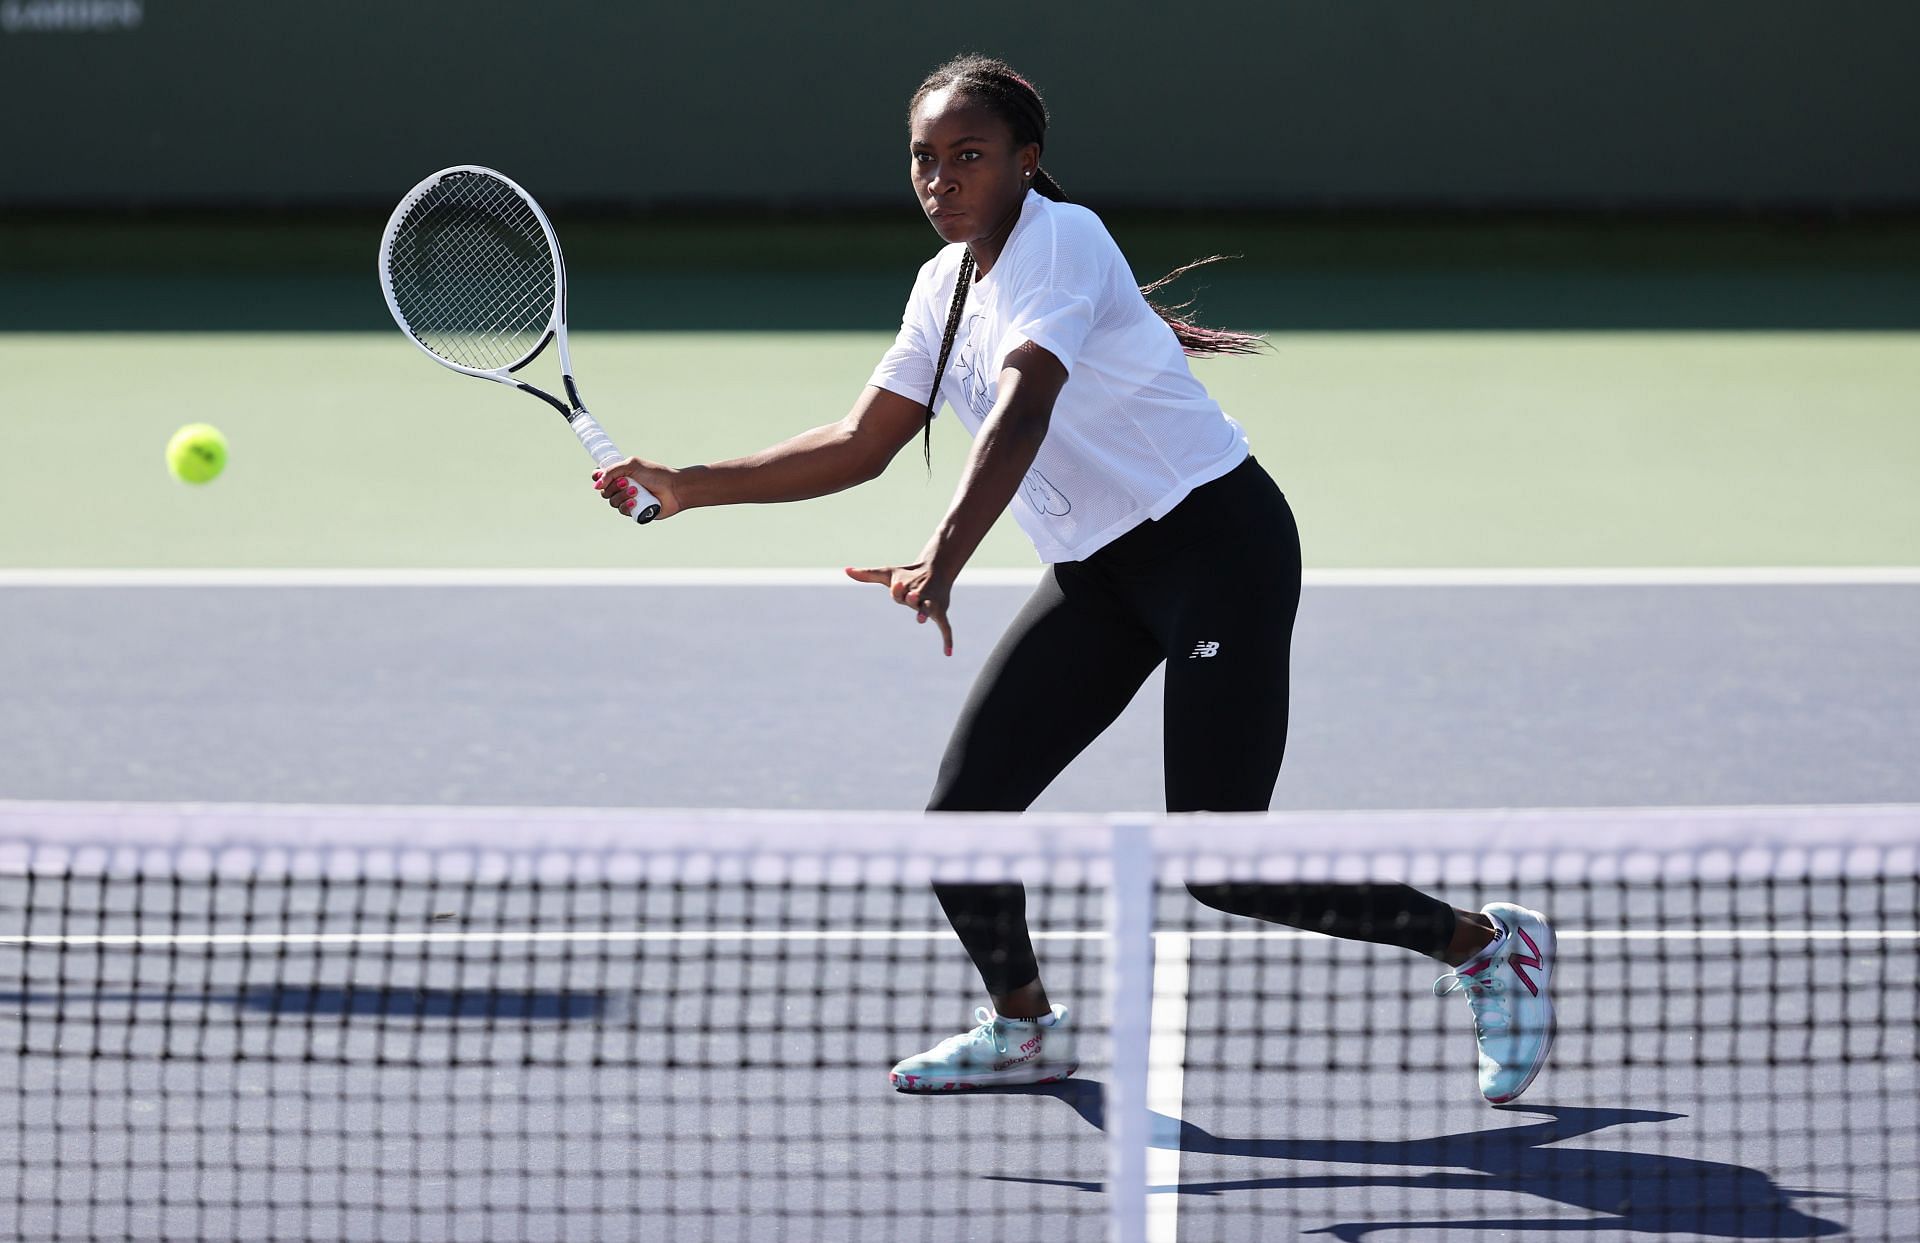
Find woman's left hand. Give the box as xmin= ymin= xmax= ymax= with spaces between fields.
xmin=845 ymin=562 xmax=954 ymax=656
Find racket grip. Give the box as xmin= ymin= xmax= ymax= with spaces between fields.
xmin=572 ymin=410 xmax=662 ymax=525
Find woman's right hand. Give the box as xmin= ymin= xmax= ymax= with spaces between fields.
xmin=592 ymin=457 xmax=684 ymax=520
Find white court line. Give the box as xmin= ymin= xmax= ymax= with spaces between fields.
xmin=4 ymin=928 xmax=1912 ymax=947
xmin=1146 ymin=932 xmax=1192 ymax=1243
xmin=0 ymin=931 xmax=1099 ymax=947
xmin=3 ymin=567 xmax=1919 ymax=589
xmin=1172 ymin=929 xmax=1920 ymax=942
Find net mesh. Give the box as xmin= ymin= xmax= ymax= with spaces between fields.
xmin=1152 ymin=812 xmax=1920 ymax=1242
xmin=381 ymin=169 xmax=559 ymax=373
xmin=1 ymin=803 xmax=1915 ymax=1242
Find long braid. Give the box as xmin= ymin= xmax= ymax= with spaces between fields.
xmin=923 ymin=246 xmax=976 ymax=466
xmin=1140 ymin=256 xmax=1266 ymax=357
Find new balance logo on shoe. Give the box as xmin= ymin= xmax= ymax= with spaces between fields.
xmin=1189 ymin=641 xmax=1220 ymax=659
xmin=1509 ymin=927 xmax=1545 ymax=996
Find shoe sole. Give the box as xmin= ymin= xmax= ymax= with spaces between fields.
xmin=1483 ymin=911 xmax=1557 ymax=1105
xmin=1483 ymin=1001 xmax=1555 ymax=1104
xmin=890 ymin=1063 xmax=1079 ymax=1093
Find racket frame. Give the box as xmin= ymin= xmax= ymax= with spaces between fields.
xmin=378 ymin=165 xmax=661 ymax=523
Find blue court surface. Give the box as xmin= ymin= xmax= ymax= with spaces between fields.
xmin=1 ymin=579 xmax=1916 ymax=1241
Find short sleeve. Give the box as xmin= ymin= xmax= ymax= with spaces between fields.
xmin=866 ymin=255 xmax=946 ymax=413
xmin=993 ymin=208 xmax=1105 ymax=375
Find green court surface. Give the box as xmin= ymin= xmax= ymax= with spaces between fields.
xmin=2 ymin=331 xmax=1917 ymax=570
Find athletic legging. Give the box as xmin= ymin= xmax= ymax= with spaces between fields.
xmin=928 ymin=458 xmax=1457 ymax=996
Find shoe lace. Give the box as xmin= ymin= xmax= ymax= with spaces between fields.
xmin=1433 ymin=966 xmax=1510 ymax=1034
xmin=935 ymin=1007 xmax=1008 ymax=1057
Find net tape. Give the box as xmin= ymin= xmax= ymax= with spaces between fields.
xmin=3 ymin=801 xmax=1912 ymax=883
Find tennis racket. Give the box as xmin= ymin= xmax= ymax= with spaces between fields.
xmin=378 ymin=165 xmax=660 ymax=523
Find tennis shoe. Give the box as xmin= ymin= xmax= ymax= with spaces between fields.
xmin=890 ymin=1005 xmax=1077 ymax=1092
xmin=1433 ymin=902 xmax=1556 ymax=1104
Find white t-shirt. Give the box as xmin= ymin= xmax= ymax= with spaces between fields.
xmin=867 ymin=191 xmax=1250 ymax=563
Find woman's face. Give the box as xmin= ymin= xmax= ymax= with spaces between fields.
xmin=909 ymin=87 xmax=1037 ymax=247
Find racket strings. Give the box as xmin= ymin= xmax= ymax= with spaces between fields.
xmin=401 ymin=190 xmax=553 ymax=363
xmin=412 ymin=203 xmax=550 ymax=332
xmin=401 ymin=233 xmax=550 ymax=370
xmin=385 ymin=173 xmax=559 ymax=372
xmin=400 ymin=203 xmax=551 ymax=368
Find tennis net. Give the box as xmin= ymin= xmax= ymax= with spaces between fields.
xmin=1 ymin=801 xmax=1914 ymax=1242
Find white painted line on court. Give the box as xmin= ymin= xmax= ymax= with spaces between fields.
xmin=1181 ymin=929 xmax=1920 ymax=941
xmin=5 ymin=928 xmax=1911 ymax=947
xmin=4 ymin=567 xmax=1919 ymax=589
xmin=0 ymin=569 xmax=1022 ymax=588
xmin=0 ymin=930 xmax=1097 ymax=947
xmin=1305 ymin=567 xmax=1920 ymax=587
xmin=1146 ymin=932 xmax=1192 ymax=1241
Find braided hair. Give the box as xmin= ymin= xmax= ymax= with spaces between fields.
xmin=907 ymin=54 xmax=1263 ymax=463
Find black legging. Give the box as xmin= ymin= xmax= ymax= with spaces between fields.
xmin=928 ymin=458 xmax=1456 ymax=995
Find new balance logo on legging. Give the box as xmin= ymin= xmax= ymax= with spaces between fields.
xmin=1190 ymin=641 xmax=1220 ymax=659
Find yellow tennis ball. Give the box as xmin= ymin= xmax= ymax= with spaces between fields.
xmin=165 ymin=423 xmax=228 ymax=484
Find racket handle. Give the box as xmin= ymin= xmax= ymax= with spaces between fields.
xmin=571 ymin=410 xmax=662 ymax=525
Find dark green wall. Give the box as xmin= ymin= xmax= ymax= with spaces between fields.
xmin=3 ymin=1 xmax=1914 ymax=209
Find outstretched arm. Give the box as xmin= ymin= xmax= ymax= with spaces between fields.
xmin=591 ymin=385 xmax=929 ymax=519
xmin=847 ymin=341 xmax=1069 ymax=655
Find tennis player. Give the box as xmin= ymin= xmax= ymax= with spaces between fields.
xmin=593 ymin=55 xmax=1555 ymax=1105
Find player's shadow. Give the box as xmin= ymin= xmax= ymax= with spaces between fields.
xmin=987 ymin=1080 xmax=1847 ymax=1239
xmin=0 ymin=986 xmax=609 ymax=1021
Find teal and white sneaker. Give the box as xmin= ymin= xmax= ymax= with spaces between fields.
xmin=889 ymin=1005 xmax=1077 ymax=1092
xmin=1433 ymin=902 xmax=1556 ymax=1104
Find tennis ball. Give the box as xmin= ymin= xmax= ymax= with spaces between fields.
xmin=165 ymin=423 xmax=228 ymax=484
